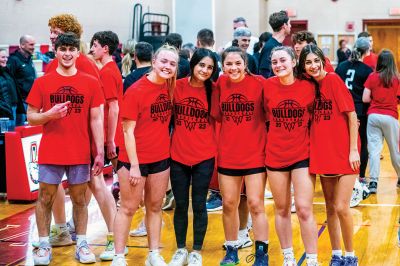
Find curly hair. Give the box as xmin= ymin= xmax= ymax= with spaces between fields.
xmin=48 ymin=14 xmax=83 ymax=38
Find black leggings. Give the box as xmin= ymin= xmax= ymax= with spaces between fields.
xmin=359 ymin=116 xmax=368 ymax=178
xmin=170 ymin=157 xmax=215 ymax=250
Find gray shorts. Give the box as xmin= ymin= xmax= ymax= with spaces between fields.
xmin=38 ymin=164 xmax=91 ymax=185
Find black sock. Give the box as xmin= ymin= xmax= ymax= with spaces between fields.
xmin=255 ymin=240 xmax=268 ymax=254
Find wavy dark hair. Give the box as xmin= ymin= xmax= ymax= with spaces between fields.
xmin=297 ymin=44 xmax=326 ymax=100
xmin=189 ymin=48 xmax=218 ymax=113
xmin=376 ymin=49 xmax=399 ymax=88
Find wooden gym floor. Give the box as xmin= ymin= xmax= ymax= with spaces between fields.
xmin=0 ymin=142 xmax=399 ymax=266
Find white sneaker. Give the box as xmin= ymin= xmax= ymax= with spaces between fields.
xmin=111 ymin=256 xmax=127 ymax=266
xmin=130 ymin=220 xmax=147 ymax=237
xmin=145 ymin=252 xmax=168 ymax=266
xmin=264 ymin=189 xmax=273 ymax=199
xmin=188 ymin=252 xmax=202 ymax=266
xmin=168 ymin=248 xmax=188 ymax=266
xmin=75 ymin=240 xmax=96 ymax=263
xmin=350 ymin=179 xmax=363 ymax=208
xmin=306 ymin=259 xmax=319 ymax=266
xmin=238 ymin=229 xmax=253 ymax=248
xmin=33 ymin=241 xmax=52 ymax=265
xmin=290 ymin=196 xmax=296 ymax=213
xmin=283 ymin=255 xmax=296 ymax=266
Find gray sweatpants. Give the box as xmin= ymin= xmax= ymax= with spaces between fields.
xmin=367 ymin=113 xmax=400 ymax=181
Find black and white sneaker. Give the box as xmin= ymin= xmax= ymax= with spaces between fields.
xmin=368 ymin=181 xmax=378 ymax=194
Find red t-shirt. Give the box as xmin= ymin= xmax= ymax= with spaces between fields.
xmin=310 ymin=73 xmax=359 ymax=174
xmin=364 ymin=72 xmax=399 ymax=119
xmin=324 ymin=57 xmax=334 ymax=73
xmin=171 ymin=78 xmax=217 ymax=165
xmin=363 ymin=53 xmax=378 ymax=71
xmin=263 ymin=77 xmax=314 ymax=168
xmin=100 ymin=61 xmax=123 ymax=144
xmin=45 ymin=54 xmax=101 ymax=79
xmin=26 ymin=71 xmax=104 ymax=165
xmin=118 ymin=76 xmax=172 ymax=164
xmin=211 ymin=74 xmax=266 ymax=169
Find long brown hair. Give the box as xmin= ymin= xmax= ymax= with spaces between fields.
xmin=376 ymin=49 xmax=399 ymax=88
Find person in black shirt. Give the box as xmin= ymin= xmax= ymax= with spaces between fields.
xmin=259 ymin=10 xmax=291 ymax=78
xmin=123 ymin=42 xmax=153 ymax=92
xmin=164 ymin=33 xmax=190 ymax=79
xmin=336 ymin=39 xmax=351 ymax=65
xmin=335 ymin=37 xmax=373 ymax=184
xmin=233 ymin=27 xmax=258 ymax=74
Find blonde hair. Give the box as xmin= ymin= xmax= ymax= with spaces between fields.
xmin=153 ymin=44 xmax=179 ymax=100
xmin=121 ymin=39 xmax=136 ymax=77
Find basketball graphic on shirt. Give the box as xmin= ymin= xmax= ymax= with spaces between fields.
xmin=150 ymin=93 xmax=172 ymax=123
xmin=221 ymin=93 xmax=255 ymax=125
xmin=272 ymin=99 xmax=305 ymax=132
xmin=313 ymin=93 xmax=333 ymax=123
xmin=175 ymin=97 xmax=208 ymax=131
xmin=50 ymin=86 xmax=85 ymax=115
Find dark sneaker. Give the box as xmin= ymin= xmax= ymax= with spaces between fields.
xmin=343 ymin=256 xmax=358 ymax=266
xmin=220 ymin=246 xmax=239 ymax=266
xmin=329 ymin=255 xmax=343 ymax=266
xmin=368 ymin=181 xmax=378 ymax=194
xmin=245 ymin=249 xmax=269 ymax=266
xmin=206 ymin=192 xmax=222 ymax=212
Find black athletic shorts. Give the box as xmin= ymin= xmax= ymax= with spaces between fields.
xmin=266 ymin=158 xmax=309 ymax=172
xmin=116 ymin=158 xmax=170 ymax=177
xmin=217 ymin=166 xmax=266 ymax=176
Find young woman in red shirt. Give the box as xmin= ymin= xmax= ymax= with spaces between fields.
xmin=168 ymin=48 xmax=218 ymax=266
xmin=362 ymin=50 xmax=400 ymax=193
xmin=298 ymin=44 xmax=360 ymax=266
xmin=212 ymin=46 xmax=269 ymax=266
xmin=263 ymin=46 xmax=318 ymax=266
xmin=111 ymin=44 xmax=179 ymax=266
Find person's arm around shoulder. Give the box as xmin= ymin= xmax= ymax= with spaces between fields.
xmin=90 ymin=105 xmax=105 ymax=176
xmin=27 ymin=101 xmax=70 ymax=126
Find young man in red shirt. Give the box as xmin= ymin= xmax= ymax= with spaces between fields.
xmin=89 ymin=30 xmax=123 ymax=261
xmin=28 ymin=32 xmax=104 ymax=265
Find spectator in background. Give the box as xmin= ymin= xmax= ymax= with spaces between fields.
xmin=259 ymin=10 xmax=291 ymax=78
xmin=119 ymin=39 xmax=136 ymax=79
xmin=253 ymin=32 xmax=272 ymax=64
xmin=292 ymin=30 xmax=334 ymax=72
xmin=0 ymin=49 xmax=21 ymax=129
xmin=233 ymin=27 xmax=258 ymax=74
xmin=358 ymin=31 xmax=378 ymax=70
xmin=7 ymin=34 xmax=37 ymax=125
xmin=182 ymin=42 xmax=196 ymax=60
xmin=225 ymin=17 xmax=259 ymax=55
xmin=164 ymin=33 xmax=190 ymax=79
xmin=196 ymin=28 xmax=221 ymax=82
xmin=337 ymin=39 xmax=351 ymax=65
xmin=123 ymin=41 xmax=153 ymax=92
